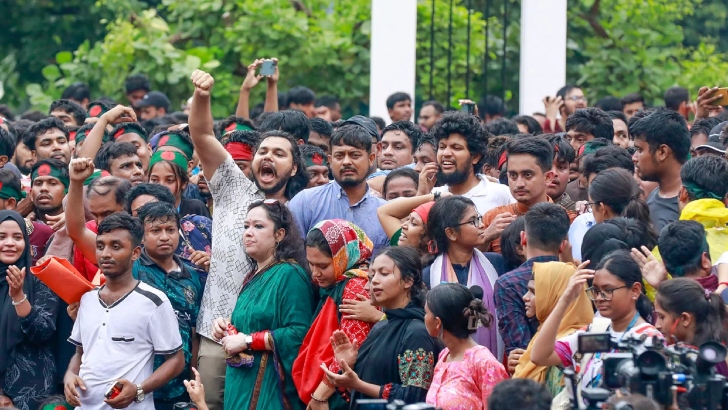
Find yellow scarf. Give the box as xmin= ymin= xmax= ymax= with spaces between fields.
xmin=513 ymin=261 xmax=594 ymax=382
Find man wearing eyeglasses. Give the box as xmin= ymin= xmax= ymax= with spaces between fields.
xmin=542 ymin=85 xmax=588 ymax=133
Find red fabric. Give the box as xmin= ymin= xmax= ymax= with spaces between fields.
xmin=328 ymin=278 xmax=374 ymax=374
xmin=291 ymin=298 xmax=340 ymax=404
xmin=543 ymin=118 xmax=563 ymax=133
xmin=291 ymin=278 xmax=375 ymax=404
xmin=225 ymin=142 xmax=253 ymax=161
xmin=73 ymin=221 xmax=99 ymax=281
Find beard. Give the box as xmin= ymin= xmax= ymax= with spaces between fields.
xmin=336 ymin=167 xmax=366 ymax=188
xmin=437 ymin=167 xmax=470 ymax=186
xmin=253 ymin=173 xmax=291 ymax=196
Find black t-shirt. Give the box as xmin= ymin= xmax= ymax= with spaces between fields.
xmin=179 ymin=198 xmax=211 ymax=219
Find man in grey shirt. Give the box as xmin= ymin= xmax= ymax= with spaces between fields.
xmin=631 ymin=109 xmax=689 ymax=232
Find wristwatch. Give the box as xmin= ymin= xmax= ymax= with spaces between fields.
xmin=134 ymin=384 xmax=145 ymax=403
xmin=245 ymin=334 xmax=253 ymax=347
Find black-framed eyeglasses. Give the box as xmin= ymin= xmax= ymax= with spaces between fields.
xmin=586 ymin=286 xmax=628 ymax=301
xmin=454 ymin=215 xmax=483 ymax=228
xmin=585 ymin=202 xmax=599 ymax=213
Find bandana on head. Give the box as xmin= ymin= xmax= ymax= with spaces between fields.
xmin=304 ymin=150 xmax=329 ymax=168
xmin=0 ymin=180 xmax=25 ymax=201
xmin=309 ymin=219 xmax=373 ymax=281
xmin=31 ymin=163 xmax=70 ymax=192
xmin=41 ymin=403 xmax=74 ymax=410
xmin=156 ymin=133 xmax=194 ymax=160
xmin=150 ymin=150 xmax=189 ymax=172
xmin=225 ymin=142 xmax=253 ymax=161
xmin=69 ymin=129 xmax=78 ymax=142
xmin=223 ymin=122 xmax=253 ymax=134
xmin=413 ymin=201 xmax=435 ymax=225
xmin=113 ymin=124 xmax=146 ymax=142
xmin=75 ymin=129 xmax=110 ymax=147
xmin=83 ymin=169 xmax=111 ymax=186
xmin=87 ymin=103 xmax=108 ymax=118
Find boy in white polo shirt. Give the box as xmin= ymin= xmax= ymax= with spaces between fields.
xmin=63 ymin=212 xmax=184 ymax=410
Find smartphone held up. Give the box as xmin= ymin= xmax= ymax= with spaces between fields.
xmin=259 ymin=59 xmax=277 ymax=77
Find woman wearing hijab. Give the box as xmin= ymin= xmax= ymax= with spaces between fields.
xmin=513 ymin=261 xmax=593 ymax=397
xmin=293 ymin=220 xmax=378 ymax=409
xmin=0 ymin=210 xmax=59 ymax=410
xmin=424 ymin=196 xmax=504 ymax=359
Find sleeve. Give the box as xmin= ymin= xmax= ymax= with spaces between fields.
xmin=494 ymin=277 xmax=531 ymax=354
xmin=554 ymin=330 xmax=582 ymax=368
xmin=382 ymin=324 xmax=438 ymax=404
xmin=287 ymin=192 xmax=309 ymax=238
xmin=568 ymin=219 xmax=584 ymax=262
xmin=476 ymin=357 xmax=509 ymax=407
xmin=149 ymin=299 xmax=184 ymax=355
xmin=68 ymin=293 xmax=87 ymax=347
xmin=271 ymin=265 xmax=314 ymax=369
xmin=329 ymin=279 xmax=374 ymax=374
xmin=191 ymin=276 xmax=202 ymax=326
xmin=19 ymin=278 xmax=59 ymax=345
xmin=718 ymin=251 xmax=728 ymax=265
xmin=208 ymin=156 xmax=257 ymax=205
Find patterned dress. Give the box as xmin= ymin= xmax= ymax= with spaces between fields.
xmin=426 ymin=346 xmax=508 ymax=410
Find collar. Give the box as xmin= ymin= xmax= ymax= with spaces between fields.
xmin=139 ymin=249 xmax=191 ymax=279
xmin=521 ymin=255 xmax=560 ymax=269
xmin=333 ymin=180 xmax=370 ymax=207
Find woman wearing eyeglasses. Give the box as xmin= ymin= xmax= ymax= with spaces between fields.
xmin=211 ymin=199 xmax=314 ymax=410
xmin=530 ymin=250 xmax=661 ymax=395
xmin=424 ymin=196 xmax=504 ymax=360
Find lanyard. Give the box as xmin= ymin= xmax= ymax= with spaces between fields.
xmin=589 ymin=313 xmax=640 ymax=387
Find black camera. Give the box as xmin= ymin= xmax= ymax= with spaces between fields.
xmin=575 ymin=333 xmax=728 ymax=409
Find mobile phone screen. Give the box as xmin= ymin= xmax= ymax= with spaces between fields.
xmin=260 ymin=60 xmax=276 ymax=76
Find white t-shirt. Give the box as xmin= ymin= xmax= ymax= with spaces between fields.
xmin=433 ymin=174 xmax=515 ymax=215
xmin=569 ymin=213 xmax=596 ymax=261
xmin=69 ymin=282 xmax=183 ymax=410
xmin=196 ymin=155 xmax=263 ymax=339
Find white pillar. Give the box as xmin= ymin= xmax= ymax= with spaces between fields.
xmin=369 ymin=0 xmax=417 ymax=123
xmin=519 ymin=0 xmax=567 ymax=115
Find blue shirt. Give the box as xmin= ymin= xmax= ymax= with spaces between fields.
xmin=289 ymin=181 xmax=388 ymax=255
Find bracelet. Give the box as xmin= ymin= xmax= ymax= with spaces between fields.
xmin=433 ymin=191 xmax=441 ymax=201
xmin=11 ymin=294 xmax=27 ymax=306
xmin=310 ymin=393 xmax=327 ymax=403
xmin=251 ymin=331 xmax=267 ymax=350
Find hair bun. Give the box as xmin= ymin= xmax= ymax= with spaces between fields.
xmin=469 ymin=285 xmax=484 ymax=300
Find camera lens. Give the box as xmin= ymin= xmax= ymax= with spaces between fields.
xmin=636 ymin=350 xmax=666 ymax=376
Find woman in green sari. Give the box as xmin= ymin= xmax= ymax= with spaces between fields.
xmin=212 ymin=199 xmax=314 ymax=410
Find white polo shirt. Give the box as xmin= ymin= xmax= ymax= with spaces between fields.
xmin=69 ymin=281 xmax=183 ymax=410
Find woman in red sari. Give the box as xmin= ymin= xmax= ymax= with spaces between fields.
xmin=293 ymin=219 xmax=380 ymax=410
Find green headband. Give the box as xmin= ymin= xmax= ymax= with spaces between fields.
xmin=664 ymin=236 xmax=709 ymax=277
xmin=223 ymin=122 xmax=253 ymax=134
xmin=41 ymin=403 xmax=74 ymax=410
xmin=113 ymin=124 xmax=146 ymax=142
xmin=87 ymin=103 xmax=109 ymax=118
xmin=150 ymin=150 xmax=189 ymax=172
xmin=31 ymin=163 xmax=70 ymax=192
xmin=83 ymin=169 xmax=111 ymax=186
xmin=156 ymin=133 xmax=193 ymax=160
xmin=76 ymin=129 xmax=110 ymax=146
xmin=683 ymin=181 xmax=724 ymax=201
xmin=0 ymin=181 xmax=25 ymax=200
xmin=304 ymin=151 xmax=329 ymax=168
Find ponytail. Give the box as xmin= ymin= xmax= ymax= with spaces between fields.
xmin=657 ymin=278 xmax=728 ymax=346
xmin=427 ymin=283 xmax=493 ymax=339
xmin=621 ymin=195 xmax=653 ymax=229
xmin=590 ymin=168 xmax=655 ymax=230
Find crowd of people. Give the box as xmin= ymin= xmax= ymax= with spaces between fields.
xmin=0 ymin=58 xmax=727 ymax=410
